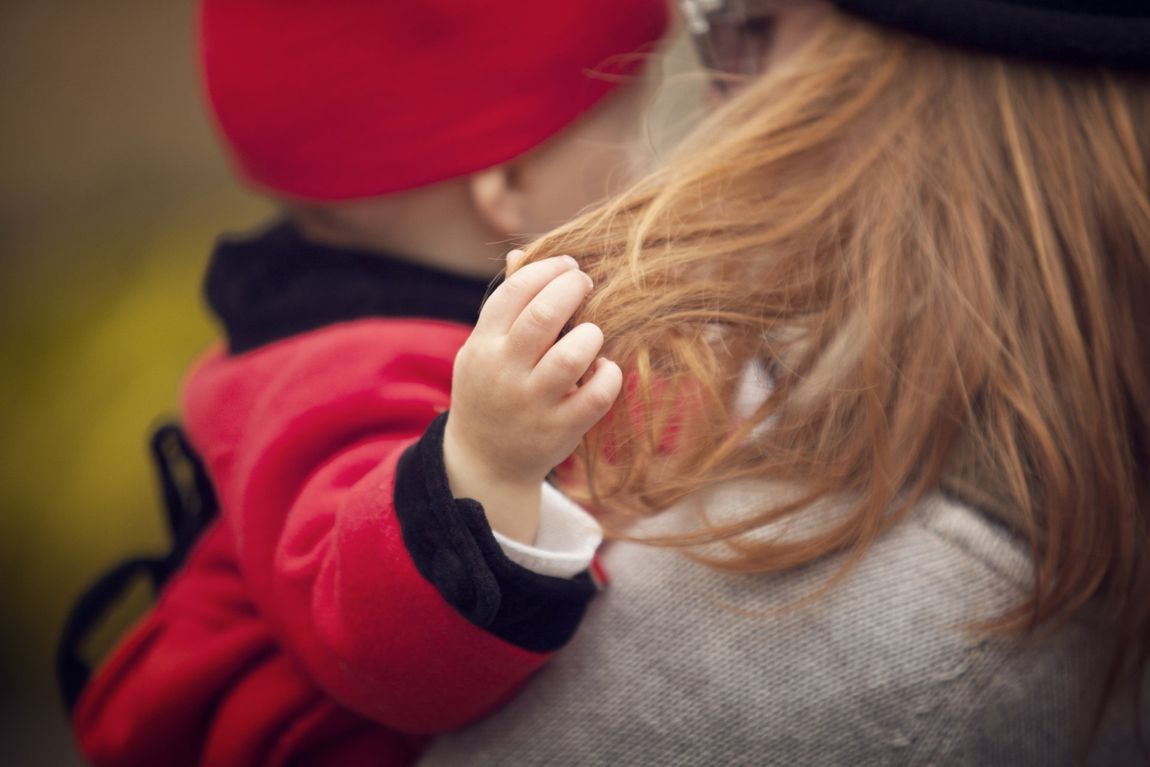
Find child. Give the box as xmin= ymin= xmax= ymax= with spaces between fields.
xmin=70 ymin=0 xmax=668 ymax=764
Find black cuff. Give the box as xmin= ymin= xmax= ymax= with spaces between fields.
xmin=394 ymin=413 xmax=597 ymax=653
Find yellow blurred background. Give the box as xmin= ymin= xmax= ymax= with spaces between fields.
xmin=1 ymin=2 xmax=268 ymax=762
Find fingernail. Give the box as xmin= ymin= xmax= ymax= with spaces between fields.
xmin=562 ymin=255 xmax=579 ymax=268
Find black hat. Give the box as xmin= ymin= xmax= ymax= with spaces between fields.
xmin=831 ymin=0 xmax=1150 ymax=70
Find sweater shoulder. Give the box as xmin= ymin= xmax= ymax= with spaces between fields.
xmin=422 ymin=493 xmax=1118 ymax=766
xmin=607 ymin=494 xmax=1111 ymax=763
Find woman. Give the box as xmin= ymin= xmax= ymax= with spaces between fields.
xmin=423 ymin=0 xmax=1150 ymax=763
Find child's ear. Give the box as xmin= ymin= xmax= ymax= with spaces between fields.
xmin=470 ymin=165 xmax=527 ymax=237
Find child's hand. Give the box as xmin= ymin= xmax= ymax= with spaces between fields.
xmin=443 ymin=251 xmax=622 ymax=543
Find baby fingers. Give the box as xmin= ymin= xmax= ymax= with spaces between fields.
xmin=506 ymin=268 xmax=594 ymax=365
xmin=532 ymin=322 xmax=605 ymax=400
xmin=474 ymin=254 xmax=579 ymax=336
xmin=557 ymin=356 xmax=623 ymax=434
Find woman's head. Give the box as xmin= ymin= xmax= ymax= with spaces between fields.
xmin=521 ymin=4 xmax=1150 ymax=640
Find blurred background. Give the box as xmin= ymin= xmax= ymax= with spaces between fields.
xmin=0 ymin=3 xmax=701 ymax=764
xmin=0 ymin=2 xmax=268 ymax=763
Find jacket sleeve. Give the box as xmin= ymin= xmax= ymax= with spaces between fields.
xmin=184 ymin=323 xmax=597 ymax=733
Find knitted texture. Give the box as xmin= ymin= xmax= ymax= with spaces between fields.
xmin=420 ymin=491 xmax=1147 ymax=765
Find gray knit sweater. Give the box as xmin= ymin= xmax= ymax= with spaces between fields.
xmin=420 ymin=489 xmax=1147 ymax=765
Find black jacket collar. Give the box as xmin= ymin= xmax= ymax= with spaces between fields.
xmin=205 ymin=221 xmax=496 ymax=354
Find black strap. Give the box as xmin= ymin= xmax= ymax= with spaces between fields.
xmin=56 ymin=423 xmax=219 ymax=713
xmin=150 ymin=424 xmax=219 ymax=566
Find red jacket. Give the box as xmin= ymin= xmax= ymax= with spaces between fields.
xmin=74 ymin=224 xmax=595 ymax=766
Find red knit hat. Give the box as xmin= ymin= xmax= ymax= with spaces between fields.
xmin=200 ymin=0 xmax=670 ymax=201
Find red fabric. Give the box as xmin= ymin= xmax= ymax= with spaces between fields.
xmin=200 ymin=0 xmax=670 ymax=201
xmin=75 ymin=318 xmax=548 ymax=766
